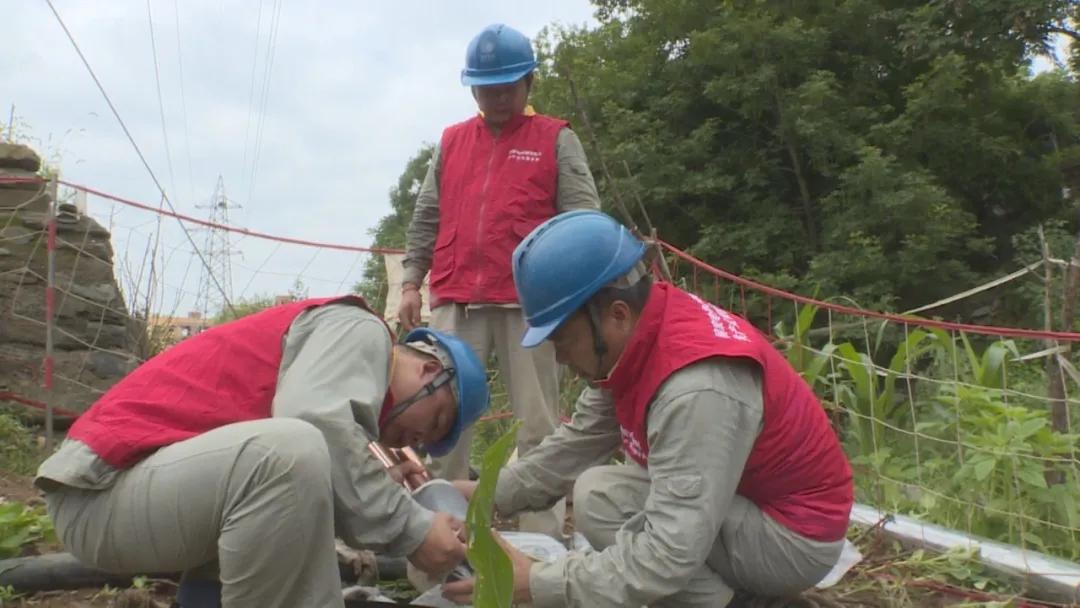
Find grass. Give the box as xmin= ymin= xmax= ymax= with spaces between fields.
xmin=810 ymin=526 xmax=1067 ymax=607
xmin=0 ymin=411 xmax=44 ymax=477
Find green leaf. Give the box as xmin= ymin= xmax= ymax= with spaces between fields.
xmin=800 ymin=343 xmax=836 ymax=387
xmin=1015 ymin=465 xmax=1048 ymax=489
xmin=466 ymin=421 xmax=520 ymax=608
xmin=795 ymin=303 xmax=818 ymax=341
xmin=973 ymin=457 xmax=996 ymax=481
xmin=1016 ymin=417 xmax=1047 ymax=440
xmin=959 ymin=333 xmax=982 ymax=384
xmin=467 ymin=526 xmax=514 ymax=608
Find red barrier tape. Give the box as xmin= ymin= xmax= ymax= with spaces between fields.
xmin=659 ymin=240 xmax=1080 ymax=342
xmin=0 ymin=391 xmax=80 ymax=418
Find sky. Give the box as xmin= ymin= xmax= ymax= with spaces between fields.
xmin=2 ymin=1 xmax=598 ymax=318
xmin=2 ymin=2 xmax=1071 ymax=321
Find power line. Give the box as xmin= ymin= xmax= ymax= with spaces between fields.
xmin=173 ymin=0 xmax=196 ymax=207
xmin=239 ymin=0 xmax=265 ymax=196
xmin=145 ymin=0 xmax=174 ymax=322
xmin=146 ymin=0 xmax=177 ymax=202
xmin=43 ymin=0 xmax=236 ymax=317
xmin=246 ymin=0 xmax=283 ymax=208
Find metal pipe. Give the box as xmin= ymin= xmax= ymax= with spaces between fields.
xmin=850 ymin=504 xmax=1080 ymax=604
xmin=365 ymin=441 xmax=397 ymax=471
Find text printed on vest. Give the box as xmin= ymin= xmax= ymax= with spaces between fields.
xmin=688 ymin=293 xmax=750 ymax=342
xmin=507 ymin=148 xmax=542 ymax=162
xmin=621 ymin=425 xmax=646 ymax=463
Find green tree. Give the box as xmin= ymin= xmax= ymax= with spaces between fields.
xmin=355 ymin=146 xmax=435 ymax=314
xmin=211 ymin=280 xmax=307 ymax=325
xmin=530 ymin=0 xmax=1080 ymax=320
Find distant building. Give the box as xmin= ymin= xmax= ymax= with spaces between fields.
xmin=273 ymin=294 xmax=297 ymax=306
xmin=149 ymin=311 xmax=212 ymax=343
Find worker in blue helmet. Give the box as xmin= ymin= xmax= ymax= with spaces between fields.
xmin=398 ymin=23 xmax=601 ymax=539
xmin=35 ymin=296 xmax=490 ymax=607
xmin=445 ymin=211 xmax=854 ymax=608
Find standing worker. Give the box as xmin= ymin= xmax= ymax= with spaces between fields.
xmin=35 ymin=295 xmax=490 ymax=608
xmin=398 ymin=23 xmax=601 ymax=538
xmin=445 ymin=211 xmax=854 ymax=608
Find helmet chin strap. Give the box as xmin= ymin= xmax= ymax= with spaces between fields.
xmin=585 ymin=301 xmax=608 ymax=381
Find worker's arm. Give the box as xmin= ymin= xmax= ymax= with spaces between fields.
xmin=402 ymin=145 xmax=442 ymax=288
xmin=555 ymin=128 xmax=601 ymax=212
xmin=528 ymin=359 xmax=764 ymax=608
xmin=271 ymin=303 xmax=433 ymax=557
xmin=494 ymin=385 xmax=621 ymax=516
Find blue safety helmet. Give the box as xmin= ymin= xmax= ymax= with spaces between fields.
xmin=461 ymin=24 xmax=537 ymax=87
xmin=400 ymin=328 xmax=490 ymax=457
xmin=512 ymin=210 xmax=648 ymax=348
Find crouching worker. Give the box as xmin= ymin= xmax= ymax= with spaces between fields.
xmin=445 ymin=211 xmax=854 ymax=608
xmin=34 ymin=295 xmax=489 ymax=608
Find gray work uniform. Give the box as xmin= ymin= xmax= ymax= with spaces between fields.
xmin=493 ymin=359 xmax=846 ymax=608
xmin=404 ymin=125 xmax=600 ymax=538
xmin=35 ymin=303 xmax=432 ymax=608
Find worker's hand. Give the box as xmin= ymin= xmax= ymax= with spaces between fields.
xmin=451 ymin=480 xmax=478 ymax=501
xmin=387 ymin=459 xmax=426 ymax=485
xmin=442 ymin=531 xmax=533 ymax=605
xmin=408 ymin=512 xmax=467 ymax=579
xmin=398 ymin=286 xmax=422 ymax=331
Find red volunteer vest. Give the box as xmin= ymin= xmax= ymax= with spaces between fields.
xmin=599 ymin=283 xmax=853 ymax=542
xmin=68 ymin=296 xmax=389 ymax=468
xmin=430 ymin=112 xmax=568 ymax=305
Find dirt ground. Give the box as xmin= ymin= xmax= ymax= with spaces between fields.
xmin=1 ymin=472 xmax=1068 ymax=607
xmin=0 ymin=471 xmax=42 ymax=507
xmin=0 ymin=586 xmax=175 ymax=608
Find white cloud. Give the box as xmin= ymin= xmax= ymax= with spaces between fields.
xmin=2 ymin=0 xmax=597 ymax=315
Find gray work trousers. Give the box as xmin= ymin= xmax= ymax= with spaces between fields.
xmin=427 ymin=303 xmax=566 ymax=539
xmin=573 ymin=465 xmax=843 ymax=607
xmin=44 ymin=419 xmax=344 ymax=608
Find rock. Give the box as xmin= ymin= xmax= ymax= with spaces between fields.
xmin=0 ymin=167 xmax=40 ymax=185
xmin=0 ymin=145 xmax=139 ymax=416
xmin=69 ymin=282 xmax=119 ymax=306
xmin=84 ymin=321 xmax=129 ymax=350
xmin=0 ymin=187 xmax=50 ymax=213
xmin=0 ymin=144 xmax=42 ymax=172
xmin=0 ymin=314 xmax=48 ymax=347
xmin=0 ymin=225 xmax=39 ymax=247
xmin=86 ymin=351 xmax=138 ymax=380
xmin=20 ymin=213 xmax=111 ymax=239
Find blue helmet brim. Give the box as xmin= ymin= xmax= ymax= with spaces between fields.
xmin=461 ymin=64 xmax=536 ymax=87
xmin=521 ymin=316 xmax=564 ymax=348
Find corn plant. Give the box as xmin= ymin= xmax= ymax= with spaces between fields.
xmin=776 ymin=303 xmax=837 ymax=390
xmin=833 ymin=328 xmax=941 ymax=459
xmin=465 ymin=421 xmax=520 ymax=608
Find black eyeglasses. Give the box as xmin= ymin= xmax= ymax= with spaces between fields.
xmin=382 ymin=367 xmax=457 ymax=426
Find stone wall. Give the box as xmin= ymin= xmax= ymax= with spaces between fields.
xmin=0 ymin=143 xmax=138 ymax=417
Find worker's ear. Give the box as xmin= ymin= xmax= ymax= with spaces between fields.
xmin=421 ymin=357 xmax=442 ymax=378
xmin=606 ymin=300 xmax=635 ymax=334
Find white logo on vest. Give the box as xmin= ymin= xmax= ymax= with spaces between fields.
xmin=508 ymin=148 xmax=542 ymax=162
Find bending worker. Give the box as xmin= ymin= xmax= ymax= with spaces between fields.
xmin=35 ymin=295 xmax=489 ymax=608
xmin=445 ymin=210 xmax=854 ymax=607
